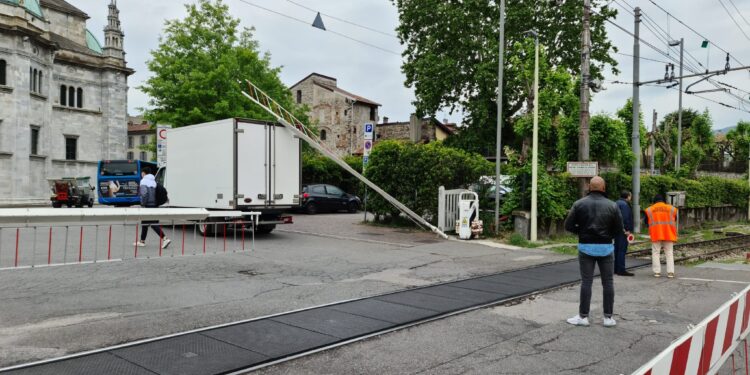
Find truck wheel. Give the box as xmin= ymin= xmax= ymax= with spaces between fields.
xmin=347 ymin=202 xmax=359 ymax=213
xmin=66 ymin=201 xmax=73 ymax=208
xmin=254 ymin=224 xmax=276 ymax=234
xmin=305 ymin=203 xmax=318 ymax=215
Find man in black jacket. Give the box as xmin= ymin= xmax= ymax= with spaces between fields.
xmin=564 ymin=176 xmax=624 ymax=328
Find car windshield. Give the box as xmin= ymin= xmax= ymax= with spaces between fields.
xmin=100 ymin=161 xmax=138 ymax=176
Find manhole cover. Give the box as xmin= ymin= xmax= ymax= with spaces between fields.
xmin=238 ymin=270 xmax=261 ymax=276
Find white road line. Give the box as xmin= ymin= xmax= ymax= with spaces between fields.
xmin=679 ymin=277 xmax=749 ymax=284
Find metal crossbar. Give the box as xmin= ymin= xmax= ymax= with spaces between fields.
xmin=240 ymin=80 xmax=448 ymax=239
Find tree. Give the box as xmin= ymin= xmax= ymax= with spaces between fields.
xmin=726 ymin=121 xmax=750 ymax=164
xmin=391 ymin=0 xmax=618 ymax=155
xmin=140 ymin=0 xmax=305 ymax=127
xmin=656 ymin=109 xmax=715 ymax=175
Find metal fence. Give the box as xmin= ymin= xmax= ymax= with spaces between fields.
xmin=0 ymin=208 xmax=259 ymax=270
xmin=437 ymin=186 xmax=472 ymax=233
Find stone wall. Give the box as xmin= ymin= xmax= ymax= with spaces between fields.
xmin=45 ymin=8 xmax=87 ymax=45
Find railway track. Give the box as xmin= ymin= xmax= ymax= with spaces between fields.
xmin=629 ymin=234 xmax=750 ymax=263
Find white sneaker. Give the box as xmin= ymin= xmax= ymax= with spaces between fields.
xmin=603 ymin=317 xmax=617 ymax=327
xmin=566 ymin=315 xmax=590 ymax=327
xmin=161 ymin=238 xmax=172 ymax=249
xmin=133 ymin=241 xmax=146 ymax=247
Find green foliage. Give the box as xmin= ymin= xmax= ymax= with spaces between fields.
xmin=726 ymin=121 xmax=750 ymax=165
xmin=302 ymin=152 xmax=363 ymax=196
xmin=392 ymin=0 xmax=618 ymax=155
xmin=557 ymin=113 xmax=633 ymax=170
xmin=365 ymin=140 xmax=493 ymax=221
xmin=140 ymin=0 xmax=307 ymax=127
xmin=655 ymin=109 xmax=715 ymax=175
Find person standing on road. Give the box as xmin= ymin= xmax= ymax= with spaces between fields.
xmin=564 ymin=176 xmax=624 ymax=328
xmin=615 ymin=191 xmax=634 ymax=276
xmin=134 ymin=166 xmax=171 ymax=249
xmin=645 ymin=194 xmax=678 ymax=278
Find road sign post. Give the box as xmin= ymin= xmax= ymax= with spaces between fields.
xmin=156 ymin=124 xmax=171 ymax=168
xmin=363 ymin=123 xmax=374 ymax=222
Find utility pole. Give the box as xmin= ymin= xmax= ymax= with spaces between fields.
xmin=494 ymin=0 xmax=505 ymax=234
xmin=579 ymin=0 xmax=592 ymax=196
xmin=651 ymin=110 xmax=657 ymax=175
xmin=632 ymin=7 xmax=642 ymax=233
xmin=528 ymin=30 xmax=540 ymax=242
xmin=670 ymin=38 xmax=684 ymax=170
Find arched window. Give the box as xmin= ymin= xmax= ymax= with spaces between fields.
xmin=60 ymin=85 xmax=67 ymax=106
xmin=0 ymin=60 xmax=6 ymax=86
xmin=68 ymin=86 xmax=75 ymax=107
xmin=76 ymin=87 xmax=83 ymax=108
xmin=320 ymin=129 xmax=327 ymax=141
xmin=37 ymin=71 xmax=42 ymax=93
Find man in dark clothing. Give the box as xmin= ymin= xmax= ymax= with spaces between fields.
xmin=564 ymin=176 xmax=624 ymax=328
xmin=615 ymin=191 xmax=634 ymax=276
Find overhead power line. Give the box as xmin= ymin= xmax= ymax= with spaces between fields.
xmin=717 ymin=0 xmax=750 ymax=41
xmin=235 ymin=0 xmax=400 ymax=55
xmin=727 ymin=0 xmax=750 ymax=29
xmin=284 ymin=0 xmax=399 ymax=38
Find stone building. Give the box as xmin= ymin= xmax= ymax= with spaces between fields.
xmin=290 ymin=73 xmax=380 ymax=156
xmin=126 ymin=115 xmax=154 ymax=162
xmin=0 ymin=0 xmax=132 ymax=205
xmin=375 ymin=115 xmax=456 ymax=145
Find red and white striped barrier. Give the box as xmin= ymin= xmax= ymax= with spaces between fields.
xmin=633 ymin=284 xmax=750 ymax=375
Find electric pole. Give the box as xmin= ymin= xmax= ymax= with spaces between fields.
xmin=651 ymin=110 xmax=657 ymax=175
xmin=494 ymin=0 xmax=505 ymax=234
xmin=676 ymin=38 xmax=684 ymax=170
xmin=632 ymin=7 xmax=642 ymax=233
xmin=579 ymin=0 xmax=592 ymax=196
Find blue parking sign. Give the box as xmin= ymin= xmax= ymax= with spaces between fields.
xmin=365 ymin=124 xmax=373 ymax=133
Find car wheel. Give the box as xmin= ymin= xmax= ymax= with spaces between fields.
xmin=347 ymin=202 xmax=359 ymax=213
xmin=305 ymin=202 xmax=318 ymax=215
xmin=52 ymin=202 xmax=62 ymax=208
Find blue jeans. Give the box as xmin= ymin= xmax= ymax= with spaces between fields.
xmin=578 ymin=252 xmax=614 ymax=318
xmin=613 ymin=233 xmax=628 ymax=273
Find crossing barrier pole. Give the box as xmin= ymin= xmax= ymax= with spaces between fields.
xmin=48 ymin=227 xmax=52 ymax=265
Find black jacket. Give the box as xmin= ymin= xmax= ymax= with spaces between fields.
xmin=564 ymin=192 xmax=625 ymax=244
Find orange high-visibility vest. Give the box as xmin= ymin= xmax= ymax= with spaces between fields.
xmin=645 ymin=202 xmax=678 ymax=242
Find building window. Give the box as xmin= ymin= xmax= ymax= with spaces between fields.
xmin=296 ymin=90 xmax=302 ymax=104
xmin=37 ymin=71 xmax=42 ymax=94
xmin=68 ymin=86 xmax=75 ymax=107
xmin=320 ymin=129 xmax=327 ymax=141
xmin=29 ymin=67 xmax=33 ymax=91
xmin=127 ymin=151 xmax=133 ymax=160
xmin=140 ymin=135 xmax=146 ymax=145
xmin=0 ymin=59 xmax=6 ymax=86
xmin=128 ymin=136 xmax=133 ymax=148
xmin=60 ymin=85 xmax=67 ymax=106
xmin=65 ymin=137 xmax=77 ymax=160
xmin=370 ymin=107 xmax=376 ymax=121
xmin=76 ymin=87 xmax=83 ymax=108
xmin=30 ymin=126 xmax=39 ymax=155
xmin=139 ymin=151 xmax=147 ymax=161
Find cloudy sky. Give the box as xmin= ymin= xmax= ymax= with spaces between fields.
xmin=74 ymin=0 xmax=750 ymax=130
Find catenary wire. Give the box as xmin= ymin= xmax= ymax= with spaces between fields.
xmin=284 ymin=0 xmax=399 ymax=38
xmin=717 ymin=0 xmax=750 ymax=41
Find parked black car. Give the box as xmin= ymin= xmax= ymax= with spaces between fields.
xmin=301 ymin=184 xmax=361 ymax=214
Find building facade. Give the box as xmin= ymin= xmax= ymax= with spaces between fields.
xmin=375 ymin=115 xmax=456 ymax=146
xmin=0 ymin=0 xmax=132 ymax=205
xmin=290 ymin=73 xmax=380 ymax=156
xmin=126 ymin=116 xmax=155 ymax=162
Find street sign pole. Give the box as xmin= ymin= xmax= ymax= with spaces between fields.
xmin=363 ymin=123 xmax=374 ymax=222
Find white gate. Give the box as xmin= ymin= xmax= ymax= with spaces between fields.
xmin=438 ymin=186 xmax=472 ymax=232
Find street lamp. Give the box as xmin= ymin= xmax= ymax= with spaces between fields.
xmin=524 ymin=29 xmax=540 ymax=242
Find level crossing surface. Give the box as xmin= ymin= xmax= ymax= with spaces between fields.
xmin=0 ymin=258 xmax=649 ymax=375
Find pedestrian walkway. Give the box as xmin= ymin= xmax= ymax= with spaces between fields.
xmin=0 ymin=258 xmax=649 ymax=375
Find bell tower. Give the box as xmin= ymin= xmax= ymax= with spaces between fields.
xmin=103 ymin=0 xmax=124 ymax=60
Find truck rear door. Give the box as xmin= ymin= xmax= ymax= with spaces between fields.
xmin=269 ymin=124 xmax=300 ymax=207
xmin=236 ymin=121 xmax=269 ymax=207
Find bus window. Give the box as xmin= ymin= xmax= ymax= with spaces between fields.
xmin=100 ymin=161 xmax=138 ymax=176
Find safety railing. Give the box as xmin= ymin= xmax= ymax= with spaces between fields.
xmin=0 ymin=208 xmax=260 ymax=270
xmin=632 ymin=284 xmax=750 ymax=375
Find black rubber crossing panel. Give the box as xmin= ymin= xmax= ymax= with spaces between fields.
xmin=270 ymin=307 xmax=393 ymax=339
xmin=6 ymin=258 xmax=661 ymax=374
xmin=413 ymin=284 xmax=502 ymax=304
xmin=111 ymin=334 xmax=267 ymax=375
xmin=203 ymin=320 xmax=339 ymax=358
xmin=376 ymin=290 xmax=477 ymax=312
xmin=3 ymin=353 xmax=156 ymax=375
xmin=328 ymin=298 xmax=437 ymax=325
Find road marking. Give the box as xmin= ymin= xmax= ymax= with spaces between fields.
xmin=679 ymin=277 xmax=749 ymax=284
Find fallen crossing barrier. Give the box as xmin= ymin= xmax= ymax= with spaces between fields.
xmin=632 ymin=284 xmax=750 ymax=375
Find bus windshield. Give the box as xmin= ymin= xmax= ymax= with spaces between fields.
xmin=100 ymin=161 xmax=139 ymax=176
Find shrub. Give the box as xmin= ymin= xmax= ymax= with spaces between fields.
xmin=365 ymin=140 xmax=493 ymax=222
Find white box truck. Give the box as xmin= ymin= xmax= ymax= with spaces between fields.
xmin=160 ymin=118 xmax=300 ymax=234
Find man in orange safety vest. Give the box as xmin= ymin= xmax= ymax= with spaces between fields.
xmin=644 ymin=194 xmax=678 ymax=278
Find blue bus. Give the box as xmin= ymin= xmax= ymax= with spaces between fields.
xmin=97 ymin=160 xmax=157 ymax=206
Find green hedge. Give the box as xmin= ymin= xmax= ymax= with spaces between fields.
xmin=601 ymin=172 xmax=749 ymax=209
xmin=365 ymin=140 xmax=493 ymax=222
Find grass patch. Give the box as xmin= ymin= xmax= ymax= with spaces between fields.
xmin=509 ymin=233 xmax=540 ymax=248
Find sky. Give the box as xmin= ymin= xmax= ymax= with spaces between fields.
xmin=73 ymin=0 xmax=750 ymax=130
